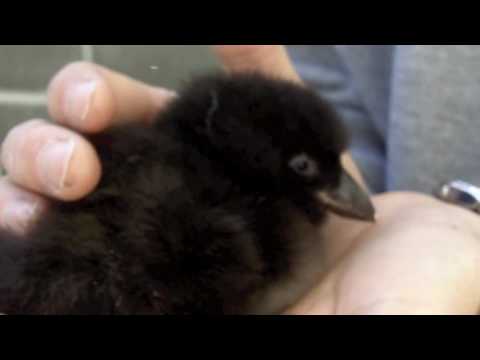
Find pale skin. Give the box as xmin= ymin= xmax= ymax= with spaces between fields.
xmin=1 ymin=45 xmax=480 ymax=314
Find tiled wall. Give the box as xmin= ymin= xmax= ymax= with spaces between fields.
xmin=0 ymin=45 xmax=219 ymax=138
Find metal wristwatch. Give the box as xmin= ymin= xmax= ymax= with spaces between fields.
xmin=435 ymin=180 xmax=480 ymax=214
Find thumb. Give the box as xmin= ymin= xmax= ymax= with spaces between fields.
xmin=212 ymin=45 xmax=301 ymax=82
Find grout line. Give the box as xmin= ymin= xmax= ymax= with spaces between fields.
xmin=81 ymin=45 xmax=94 ymax=62
xmin=0 ymin=91 xmax=47 ymax=106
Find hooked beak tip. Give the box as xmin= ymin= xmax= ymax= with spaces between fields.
xmin=316 ymin=171 xmax=376 ymax=222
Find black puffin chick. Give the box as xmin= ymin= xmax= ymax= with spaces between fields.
xmin=0 ymin=72 xmax=375 ymax=315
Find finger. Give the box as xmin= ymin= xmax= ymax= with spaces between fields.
xmin=212 ymin=45 xmax=301 ymax=82
xmin=47 ymin=61 xmax=177 ymax=133
xmin=1 ymin=119 xmax=101 ymax=201
xmin=0 ymin=177 xmax=48 ymax=236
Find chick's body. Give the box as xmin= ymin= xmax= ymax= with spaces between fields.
xmin=0 ymin=73 xmax=364 ymax=315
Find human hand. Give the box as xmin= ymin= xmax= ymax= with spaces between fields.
xmin=215 ymin=46 xmax=480 ymax=315
xmin=0 ymin=61 xmax=177 ymax=235
xmin=285 ymin=192 xmax=480 ymax=315
xmin=1 ymin=45 xmax=362 ymax=237
xmin=2 ymin=46 xmax=475 ymax=315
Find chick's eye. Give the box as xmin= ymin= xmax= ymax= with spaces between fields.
xmin=288 ymin=153 xmax=319 ymax=178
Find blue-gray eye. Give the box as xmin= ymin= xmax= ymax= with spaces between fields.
xmin=288 ymin=153 xmax=319 ymax=178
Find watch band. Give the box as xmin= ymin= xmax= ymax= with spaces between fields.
xmin=435 ymin=180 xmax=480 ymax=214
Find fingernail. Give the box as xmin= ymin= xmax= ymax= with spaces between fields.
xmin=1 ymin=200 xmax=39 ymax=235
xmin=36 ymin=138 xmax=76 ymax=195
xmin=64 ymin=81 xmax=97 ymax=125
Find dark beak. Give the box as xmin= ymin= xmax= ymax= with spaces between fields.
xmin=316 ymin=170 xmax=376 ymax=222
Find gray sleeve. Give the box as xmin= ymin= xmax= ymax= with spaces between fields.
xmin=386 ymin=45 xmax=480 ymax=193
xmin=289 ymin=45 xmax=480 ymax=195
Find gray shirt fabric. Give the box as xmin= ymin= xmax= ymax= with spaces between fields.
xmin=287 ymin=45 xmax=480 ymax=195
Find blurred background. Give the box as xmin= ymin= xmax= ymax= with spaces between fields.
xmin=0 ymin=45 xmax=221 ymax=138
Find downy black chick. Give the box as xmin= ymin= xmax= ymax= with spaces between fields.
xmin=0 ymin=72 xmax=375 ymax=315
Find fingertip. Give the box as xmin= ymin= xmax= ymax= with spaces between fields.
xmin=1 ymin=120 xmax=102 ymax=202
xmin=0 ymin=178 xmax=49 ymax=236
xmin=39 ymin=136 xmax=102 ymax=201
xmin=47 ymin=61 xmax=115 ymax=133
xmin=78 ymin=79 xmax=116 ymax=133
xmin=66 ymin=138 xmax=102 ymax=201
xmin=48 ymin=61 xmax=177 ymax=131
